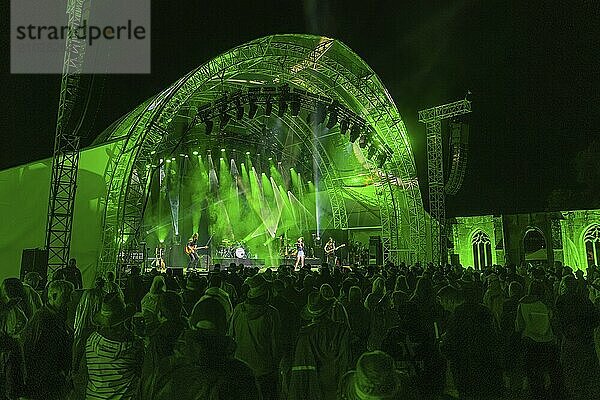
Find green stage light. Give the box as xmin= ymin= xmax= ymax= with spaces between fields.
xmin=221 ymin=148 xmax=226 ymax=152
xmin=150 ymin=150 xmax=156 ymax=155
xmin=166 ymin=159 xmax=171 ymax=163
xmin=159 ymin=159 xmax=164 ymax=163
xmin=268 ymin=157 xmax=272 ymax=161
xmin=245 ymin=151 xmax=251 ymax=155
xmin=171 ymin=157 xmax=176 ymax=161
xmin=193 ymin=151 xmax=199 ymax=156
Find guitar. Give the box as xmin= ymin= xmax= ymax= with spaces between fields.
xmin=184 ymin=243 xmax=208 ymax=255
xmin=325 ymin=243 xmax=346 ymax=255
xmin=184 ymin=235 xmax=213 ymax=255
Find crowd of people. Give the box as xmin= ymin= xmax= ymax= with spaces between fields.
xmin=1 ymin=259 xmax=600 ymax=400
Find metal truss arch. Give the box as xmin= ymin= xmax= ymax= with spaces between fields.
xmin=98 ymin=34 xmax=425 ymax=272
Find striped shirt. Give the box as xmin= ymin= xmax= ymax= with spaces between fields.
xmin=85 ymin=331 xmax=143 ymax=399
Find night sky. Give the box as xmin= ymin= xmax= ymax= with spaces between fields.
xmin=1 ymin=1 xmax=598 ymax=217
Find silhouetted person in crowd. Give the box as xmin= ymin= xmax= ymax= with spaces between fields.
xmin=163 ymin=268 xmax=180 ymax=291
xmin=345 ymin=286 xmax=371 ymax=365
xmin=289 ymin=291 xmax=351 ymax=400
xmin=516 ymin=279 xmax=562 ymax=399
xmin=21 ymin=280 xmax=74 ymax=400
xmin=499 ymin=281 xmax=526 ymax=393
xmin=124 ymin=265 xmax=146 ymax=311
xmin=0 ymin=317 xmax=24 ymax=399
xmin=229 ymin=273 xmax=281 ymax=400
xmin=271 ymin=279 xmax=300 ymax=396
xmin=441 ymin=285 xmax=504 ymax=399
xmin=85 ymin=292 xmax=142 ymax=399
xmin=144 ymin=296 xmax=259 ymax=399
xmin=555 ymin=274 xmax=600 ymax=399
xmin=71 ymin=281 xmax=105 ymax=400
xmin=53 ymin=258 xmax=83 ymax=290
xmin=338 ymin=350 xmax=417 ymax=400
xmin=0 ymin=279 xmax=28 ymax=337
xmin=141 ymin=275 xmax=166 ymax=330
xmin=180 ymin=273 xmax=207 ymax=316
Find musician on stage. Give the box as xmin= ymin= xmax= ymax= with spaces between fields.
xmin=324 ymin=237 xmax=345 ymax=268
xmin=294 ymin=237 xmax=305 ymax=270
xmin=324 ymin=237 xmax=337 ymax=266
xmin=185 ymin=233 xmax=208 ymax=270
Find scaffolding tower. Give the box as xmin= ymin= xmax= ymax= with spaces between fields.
xmin=45 ymin=0 xmax=90 ymax=274
xmin=418 ymin=99 xmax=471 ymax=265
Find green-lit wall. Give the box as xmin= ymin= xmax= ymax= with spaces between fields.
xmin=0 ymin=140 xmax=123 ymax=286
xmin=451 ymin=210 xmax=600 ymax=271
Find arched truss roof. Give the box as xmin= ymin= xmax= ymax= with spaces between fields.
xmin=96 ymin=34 xmax=426 ymax=272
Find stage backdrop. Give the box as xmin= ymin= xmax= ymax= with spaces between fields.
xmin=0 ymin=139 xmax=124 ymax=287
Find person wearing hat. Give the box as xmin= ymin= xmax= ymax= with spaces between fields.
xmin=338 ymin=350 xmax=417 ymax=400
xmin=229 ymin=273 xmax=281 ymax=400
xmin=84 ymin=292 xmax=143 ymax=400
xmin=288 ymin=290 xmax=352 ymax=400
xmin=143 ymin=297 xmax=259 ymax=399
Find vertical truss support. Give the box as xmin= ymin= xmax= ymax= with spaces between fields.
xmin=425 ymin=120 xmax=445 ymax=266
xmin=45 ymin=0 xmax=90 ymax=274
xmin=419 ymin=99 xmax=471 ymax=265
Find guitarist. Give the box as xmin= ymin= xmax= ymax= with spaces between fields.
xmin=185 ymin=233 xmax=208 ymax=270
xmin=324 ymin=237 xmax=345 ymax=267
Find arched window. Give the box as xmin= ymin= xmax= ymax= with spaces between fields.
xmin=523 ymin=228 xmax=547 ymax=263
xmin=472 ymin=231 xmax=492 ymax=269
xmin=584 ymin=224 xmax=600 ymax=267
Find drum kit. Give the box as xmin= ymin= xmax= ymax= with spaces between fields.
xmin=218 ymin=239 xmax=250 ymax=259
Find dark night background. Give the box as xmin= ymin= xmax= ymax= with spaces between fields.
xmin=1 ymin=0 xmax=598 ymax=217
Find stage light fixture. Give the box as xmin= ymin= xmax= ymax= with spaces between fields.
xmin=340 ymin=119 xmax=349 ymax=135
xmin=166 ymin=159 xmax=171 ymax=163
xmin=171 ymin=157 xmax=176 ymax=161
xmin=204 ymin=119 xmax=213 ymax=135
xmin=290 ymin=93 xmax=300 ymax=116
xmin=316 ymin=103 xmax=327 ymax=125
xmin=192 ymin=151 xmax=199 ymax=156
xmin=265 ymin=95 xmax=273 ymax=116
xmin=326 ymin=107 xmax=338 ymax=129
xmin=219 ymin=108 xmax=231 ymax=128
xmin=235 ymin=99 xmax=244 ymax=120
xmin=367 ymin=145 xmax=378 ymax=159
xmin=248 ymin=100 xmax=258 ymax=119
xmin=377 ymin=152 xmax=387 ymax=168
xmin=150 ymin=150 xmax=156 ymax=155
xmin=359 ymin=134 xmax=368 ymax=148
xmin=245 ymin=151 xmax=251 ymax=155
xmin=278 ymin=93 xmax=288 ymax=118
xmin=221 ymin=148 xmax=226 ymax=152
xmin=350 ymin=124 xmax=361 ymax=143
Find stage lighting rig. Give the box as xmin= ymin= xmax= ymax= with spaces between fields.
xmin=290 ymin=92 xmax=301 ymax=116
xmin=339 ymin=119 xmax=349 ymax=135
xmin=265 ymin=95 xmax=273 ymax=116
xmin=350 ymin=124 xmax=361 ymax=143
xmin=316 ymin=102 xmax=327 ymax=125
xmin=359 ymin=134 xmax=368 ymax=148
xmin=235 ymin=98 xmax=244 ymax=120
xmin=248 ymin=87 xmax=260 ymax=119
xmin=278 ymin=85 xmax=290 ymax=117
xmin=377 ymin=152 xmax=388 ymax=168
xmin=326 ymin=102 xmax=339 ymax=129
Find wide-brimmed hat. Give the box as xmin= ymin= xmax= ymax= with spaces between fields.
xmin=93 ymin=292 xmax=135 ymax=327
xmin=189 ymin=297 xmax=227 ymax=334
xmin=301 ymin=291 xmax=333 ymax=320
xmin=245 ymin=274 xmax=269 ymax=299
xmin=342 ymin=351 xmax=405 ymax=400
